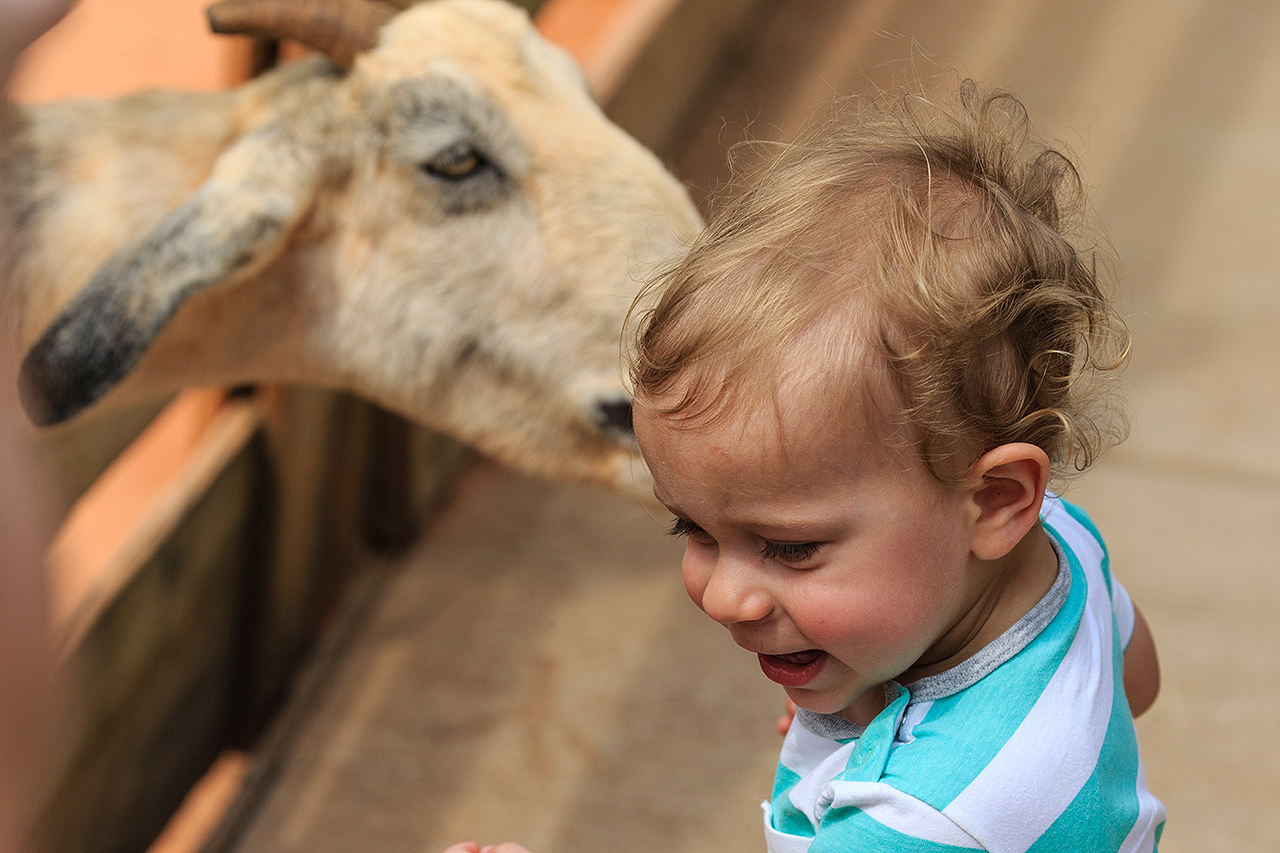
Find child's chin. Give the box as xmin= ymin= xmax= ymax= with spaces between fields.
xmin=789 ymin=692 xmax=852 ymax=717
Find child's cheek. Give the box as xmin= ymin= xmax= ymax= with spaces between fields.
xmin=792 ymin=592 xmax=860 ymax=644
xmin=796 ymin=591 xmax=908 ymax=655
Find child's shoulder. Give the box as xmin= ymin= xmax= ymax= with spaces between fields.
xmin=803 ymin=624 xmax=1148 ymax=848
xmin=1040 ymin=492 xmax=1118 ymax=593
xmin=1041 ymin=492 xmax=1107 ymax=547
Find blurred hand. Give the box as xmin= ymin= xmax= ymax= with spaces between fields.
xmin=776 ymin=697 xmax=796 ymax=736
xmin=442 ymin=844 xmax=534 ymax=853
xmin=1 ymin=0 xmax=76 ymax=81
xmin=1 ymin=5 xmax=76 ymax=851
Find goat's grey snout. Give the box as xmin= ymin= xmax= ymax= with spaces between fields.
xmin=18 ymin=286 xmax=153 ymax=426
xmin=594 ymin=397 xmax=634 ymax=437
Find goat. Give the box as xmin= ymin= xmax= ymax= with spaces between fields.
xmin=2 ymin=0 xmax=701 ymax=498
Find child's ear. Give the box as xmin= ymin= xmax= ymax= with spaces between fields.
xmin=965 ymin=443 xmax=1052 ymax=561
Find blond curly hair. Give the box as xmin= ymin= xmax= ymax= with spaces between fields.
xmin=628 ymin=79 xmax=1129 ymax=484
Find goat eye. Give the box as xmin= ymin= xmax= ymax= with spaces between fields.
xmin=424 ymin=144 xmax=485 ymax=180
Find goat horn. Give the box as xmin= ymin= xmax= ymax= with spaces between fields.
xmin=207 ymin=0 xmax=397 ymax=71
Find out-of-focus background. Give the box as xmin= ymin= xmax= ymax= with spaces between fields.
xmin=5 ymin=1 xmax=1276 ymax=852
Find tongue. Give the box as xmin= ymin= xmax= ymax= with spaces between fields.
xmin=776 ymin=650 xmax=821 ymax=666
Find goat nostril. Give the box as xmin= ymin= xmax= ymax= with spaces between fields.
xmin=595 ymin=399 xmax=634 ymax=436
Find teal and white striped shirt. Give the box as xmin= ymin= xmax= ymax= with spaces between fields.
xmin=764 ymin=496 xmax=1166 ymax=852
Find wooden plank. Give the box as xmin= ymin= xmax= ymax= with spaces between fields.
xmin=148 ymin=752 xmax=250 ymax=853
xmin=47 ymin=388 xmax=231 ymax=651
xmin=237 ymin=387 xmax=374 ymax=739
xmin=139 ymin=1 xmax=715 ymax=849
xmin=7 ymin=0 xmax=251 ymax=103
xmin=34 ymin=401 xmax=266 ymax=853
xmin=33 ymin=390 xmax=473 ymax=853
xmin=233 ymin=387 xmax=473 ymax=743
xmin=597 ymin=0 xmax=771 ymax=157
xmin=539 ymin=0 xmax=680 ymax=99
xmin=21 ymin=3 xmax=475 ymax=851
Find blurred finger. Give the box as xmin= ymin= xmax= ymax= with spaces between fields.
xmin=776 ymin=697 xmax=797 ymax=736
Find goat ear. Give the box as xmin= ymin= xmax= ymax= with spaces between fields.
xmin=18 ymin=127 xmax=318 ymax=426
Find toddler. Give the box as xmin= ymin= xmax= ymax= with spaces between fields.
xmin=447 ymin=80 xmax=1165 ymax=853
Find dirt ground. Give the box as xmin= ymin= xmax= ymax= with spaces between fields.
xmin=221 ymin=2 xmax=1280 ymax=851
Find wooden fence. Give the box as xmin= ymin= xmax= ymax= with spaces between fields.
xmin=13 ymin=0 xmax=766 ymax=850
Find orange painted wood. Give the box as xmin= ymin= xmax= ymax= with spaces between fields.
xmin=7 ymin=0 xmax=251 ymax=103
xmin=146 ymin=751 xmax=250 ymax=853
xmin=44 ymin=388 xmax=261 ymax=653
xmin=11 ymin=0 xmax=256 ymax=645
xmin=537 ymin=0 xmax=631 ymax=56
xmin=134 ymin=1 xmax=691 ymax=850
xmin=537 ymin=0 xmax=679 ymax=99
xmin=16 ymin=0 xmax=685 ymax=848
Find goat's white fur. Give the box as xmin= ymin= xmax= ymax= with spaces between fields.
xmin=3 ymin=0 xmax=702 ymax=498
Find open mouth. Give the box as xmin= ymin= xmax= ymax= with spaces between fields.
xmin=758 ymin=650 xmax=827 ymax=687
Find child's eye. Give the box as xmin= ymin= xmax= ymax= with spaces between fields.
xmin=760 ymin=540 xmax=821 ymax=564
xmin=667 ymin=517 xmax=707 ymax=539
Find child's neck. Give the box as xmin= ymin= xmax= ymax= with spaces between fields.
xmin=839 ymin=528 xmax=1059 ymax=728
xmin=901 ymin=524 xmax=1060 ymax=688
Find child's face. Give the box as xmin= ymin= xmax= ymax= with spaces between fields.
xmin=634 ymin=383 xmax=987 ymax=726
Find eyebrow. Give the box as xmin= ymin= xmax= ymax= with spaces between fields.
xmin=649 ymin=491 xmax=828 ymax=538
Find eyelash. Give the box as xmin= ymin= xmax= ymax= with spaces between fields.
xmin=667 ymin=518 xmax=821 ymax=564
xmin=667 ymin=517 xmax=705 ymax=539
xmin=760 ymin=541 xmax=821 ymax=564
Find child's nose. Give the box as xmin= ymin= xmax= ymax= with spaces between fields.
xmin=697 ymin=555 xmax=773 ymax=626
